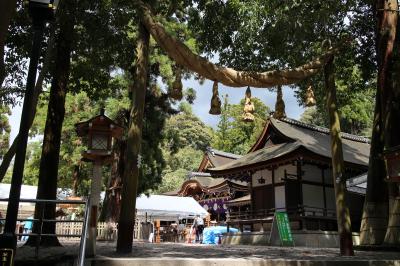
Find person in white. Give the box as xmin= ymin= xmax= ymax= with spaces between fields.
xmin=193 ymin=215 xmax=204 ymax=243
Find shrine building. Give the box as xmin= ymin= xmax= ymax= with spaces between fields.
xmin=207 ymin=117 xmax=369 ymax=245
xmin=165 ymin=148 xmax=249 ymax=223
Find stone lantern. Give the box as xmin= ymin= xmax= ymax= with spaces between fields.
xmin=75 ymin=108 xmax=123 ymax=256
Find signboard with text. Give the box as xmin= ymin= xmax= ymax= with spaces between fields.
xmin=269 ymin=212 xmax=294 ymax=247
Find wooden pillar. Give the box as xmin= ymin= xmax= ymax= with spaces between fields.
xmin=248 ymin=171 xmax=254 ymax=212
xmin=271 ymin=167 xmax=276 ymax=208
xmin=297 ymin=159 xmax=303 ymax=207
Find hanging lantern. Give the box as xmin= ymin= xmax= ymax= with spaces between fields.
xmin=209 ymin=81 xmax=221 ymax=115
xmin=242 ymin=86 xmax=255 ymax=122
xmin=169 ymin=67 xmax=183 ymax=100
xmin=273 ymin=85 xmax=286 ymax=119
xmin=305 ymin=85 xmax=317 ymax=107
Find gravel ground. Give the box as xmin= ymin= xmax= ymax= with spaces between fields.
xmin=14 ymin=240 xmax=400 ymax=262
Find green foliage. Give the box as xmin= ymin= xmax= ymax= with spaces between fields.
xmin=163 ymin=105 xmax=214 ymax=154
xmin=156 ymin=147 xmax=203 ymax=194
xmin=0 ymin=104 xmax=11 ymax=159
xmin=188 ymin=0 xmax=372 ymax=70
xmin=300 ymin=67 xmax=375 ymax=136
xmin=299 ymin=107 xmax=326 ymax=127
xmin=138 ymin=86 xmax=176 ymax=193
xmin=165 ymin=146 xmax=203 ymax=173
xmin=156 ymin=103 xmax=212 ymax=194
xmin=3 ymin=141 xmax=42 ymax=185
xmin=188 ymin=0 xmax=375 ymax=138
xmin=25 ymin=91 xmax=98 ymax=192
xmin=213 ymin=95 xmax=270 ymax=155
xmin=20 ymin=142 xmax=41 ymax=185
xmin=184 ymin=87 xmax=196 ymax=104
xmin=156 ymin=168 xmax=187 ymax=194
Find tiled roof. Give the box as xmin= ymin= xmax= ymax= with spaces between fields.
xmin=209 ymin=142 xmax=301 ymax=172
xmin=280 ymin=117 xmax=370 ymax=143
xmin=208 ymin=148 xmax=242 ymax=159
xmin=272 ymin=118 xmax=370 ymax=165
xmin=206 ymin=148 xmax=242 ymax=167
xmin=189 ymin=172 xmax=247 ymax=187
xmin=208 ymin=117 xmax=370 ymax=173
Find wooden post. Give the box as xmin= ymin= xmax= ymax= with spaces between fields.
xmin=324 ymin=55 xmax=354 ymax=256
xmin=87 ymin=161 xmax=102 ymax=257
xmin=155 ymin=220 xmax=161 ymax=243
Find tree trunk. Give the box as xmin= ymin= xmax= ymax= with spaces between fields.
xmin=25 ymin=0 xmax=75 ymax=246
xmin=324 ymin=56 xmax=354 ymax=256
xmin=116 ymin=22 xmax=149 ymax=253
xmin=100 ymin=139 xmax=125 ymax=222
xmin=72 ymin=165 xmax=80 ymax=197
xmin=360 ymin=0 xmax=398 ymax=246
xmin=0 ymin=24 xmax=56 ymax=182
xmin=383 ymin=3 xmax=400 ymax=245
xmin=0 ymin=0 xmax=17 ymax=86
xmin=359 ymin=90 xmax=388 ymax=245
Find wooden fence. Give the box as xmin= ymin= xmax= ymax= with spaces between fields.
xmin=56 ymin=221 xmax=118 ymax=241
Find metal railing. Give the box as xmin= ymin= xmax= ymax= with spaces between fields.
xmin=0 ymin=198 xmax=89 ymax=264
xmin=77 ymin=197 xmax=90 ymax=266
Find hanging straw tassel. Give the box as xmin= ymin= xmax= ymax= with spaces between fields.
xmin=169 ymin=67 xmax=183 ymax=100
xmin=273 ymin=85 xmax=286 ymax=119
xmin=209 ymin=81 xmax=221 ymax=115
xmin=305 ymin=85 xmax=316 ymax=107
xmin=242 ymin=86 xmax=255 ymax=122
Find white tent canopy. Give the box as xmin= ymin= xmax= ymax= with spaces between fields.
xmin=0 ymin=183 xmax=72 ymax=205
xmin=136 ymin=195 xmax=209 ymax=219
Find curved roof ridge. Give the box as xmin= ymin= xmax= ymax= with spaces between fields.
xmin=278 ymin=117 xmax=370 ymax=144
xmin=207 ymin=148 xmax=242 ymax=159
xmin=188 ymin=172 xmax=212 ymax=178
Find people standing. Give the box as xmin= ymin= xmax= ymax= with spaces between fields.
xmin=194 ymin=215 xmax=204 ymax=243
xmin=22 ymin=216 xmax=33 ymax=241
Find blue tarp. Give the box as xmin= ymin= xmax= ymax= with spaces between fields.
xmin=202 ymin=226 xmax=239 ymax=244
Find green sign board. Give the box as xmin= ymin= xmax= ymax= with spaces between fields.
xmin=270 ymin=212 xmax=294 ymax=246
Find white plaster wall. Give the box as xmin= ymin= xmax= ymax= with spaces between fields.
xmin=274 ymin=186 xmax=286 ymax=209
xmin=274 ymin=164 xmax=296 ymax=183
xmin=252 ymin=169 xmax=272 ymax=187
xmin=302 ymin=184 xmax=324 ymax=209
xmin=302 ymin=164 xmax=322 ymax=183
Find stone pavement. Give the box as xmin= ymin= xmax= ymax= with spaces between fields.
xmin=14 ymin=240 xmax=400 ymax=266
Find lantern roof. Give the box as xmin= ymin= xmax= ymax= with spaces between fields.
xmin=75 ymin=109 xmax=124 ymax=139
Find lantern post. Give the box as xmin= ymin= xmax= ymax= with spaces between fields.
xmin=75 ymin=109 xmax=123 ymax=257
xmin=0 ymin=1 xmax=59 ymax=264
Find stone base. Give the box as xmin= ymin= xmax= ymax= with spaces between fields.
xmin=222 ymin=230 xmax=360 ymax=248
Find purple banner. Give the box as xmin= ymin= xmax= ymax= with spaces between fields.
xmin=199 ymin=198 xmax=229 ymax=214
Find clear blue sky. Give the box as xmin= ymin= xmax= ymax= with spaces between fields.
xmin=8 ymin=78 xmax=305 ymax=142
